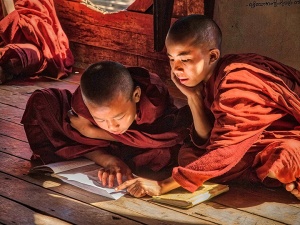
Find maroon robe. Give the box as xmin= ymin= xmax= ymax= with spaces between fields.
xmin=0 ymin=0 xmax=74 ymax=79
xmin=173 ymin=53 xmax=300 ymax=192
xmin=21 ymin=67 xmax=192 ymax=172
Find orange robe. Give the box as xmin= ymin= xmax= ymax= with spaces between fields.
xmin=21 ymin=67 xmax=192 ymax=173
xmin=173 ymin=53 xmax=300 ymax=192
xmin=0 ymin=0 xmax=73 ymax=79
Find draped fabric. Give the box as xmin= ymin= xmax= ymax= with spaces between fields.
xmin=173 ymin=53 xmax=300 ymax=192
xmin=0 ymin=0 xmax=74 ymax=79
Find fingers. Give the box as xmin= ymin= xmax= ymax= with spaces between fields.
xmin=115 ymin=179 xmax=136 ymax=191
xmin=101 ymin=170 xmax=109 ymax=186
xmin=108 ymin=173 xmax=115 ymax=188
xmin=98 ymin=169 xmax=103 ymax=182
xmin=171 ymin=72 xmax=180 ymax=86
xmin=67 ymin=110 xmax=78 ymax=128
xmin=286 ymin=182 xmax=295 ymax=192
xmin=67 ymin=109 xmax=76 ymax=117
xmin=115 ymin=179 xmax=147 ymax=198
xmin=116 ymin=172 xmax=123 ymax=186
xmin=98 ymin=169 xmax=115 ymax=188
xmin=127 ymin=185 xmax=146 ymax=198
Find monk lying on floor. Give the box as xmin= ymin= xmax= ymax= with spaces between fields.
xmin=0 ymin=0 xmax=73 ymax=84
xmin=116 ymin=14 xmax=300 ymax=201
xmin=21 ymin=61 xmax=192 ymax=187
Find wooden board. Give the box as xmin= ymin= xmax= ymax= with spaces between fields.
xmin=53 ymin=0 xmax=204 ymax=79
xmin=0 ymin=196 xmax=71 ymax=225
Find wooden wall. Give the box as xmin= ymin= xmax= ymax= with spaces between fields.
xmin=54 ymin=0 xmax=204 ymax=80
xmin=214 ymin=0 xmax=300 ymax=71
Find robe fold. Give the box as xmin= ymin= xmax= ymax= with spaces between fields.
xmin=0 ymin=0 xmax=74 ymax=79
xmin=173 ymin=53 xmax=300 ymax=192
xmin=21 ymin=67 xmax=192 ymax=172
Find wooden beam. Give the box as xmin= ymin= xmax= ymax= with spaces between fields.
xmin=153 ymin=0 xmax=174 ymax=52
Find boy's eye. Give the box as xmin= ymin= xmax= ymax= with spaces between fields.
xmin=181 ymin=59 xmax=190 ymax=62
xmin=116 ymin=115 xmax=125 ymax=121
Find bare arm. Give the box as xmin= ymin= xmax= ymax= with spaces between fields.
xmin=187 ymin=90 xmax=212 ymax=140
xmin=68 ymin=110 xmax=117 ymax=141
xmin=171 ymin=73 xmax=212 ymax=141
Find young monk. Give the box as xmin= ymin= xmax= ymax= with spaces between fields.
xmin=116 ymin=14 xmax=300 ymax=200
xmin=0 ymin=0 xmax=74 ymax=84
xmin=21 ymin=61 xmax=192 ymax=187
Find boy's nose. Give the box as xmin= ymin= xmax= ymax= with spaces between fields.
xmin=174 ymin=60 xmax=183 ymax=71
xmin=106 ymin=120 xmax=120 ymax=129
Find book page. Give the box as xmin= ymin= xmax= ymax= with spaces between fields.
xmin=29 ymin=158 xmax=95 ymax=174
xmin=54 ymin=163 xmax=126 ymax=200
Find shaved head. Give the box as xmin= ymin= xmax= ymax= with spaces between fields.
xmin=167 ymin=14 xmax=222 ymax=50
xmin=80 ymin=61 xmax=134 ymax=106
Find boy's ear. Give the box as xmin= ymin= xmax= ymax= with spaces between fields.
xmin=132 ymin=86 xmax=141 ymax=103
xmin=209 ymin=48 xmax=220 ymax=64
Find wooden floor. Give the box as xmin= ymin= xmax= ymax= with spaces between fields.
xmin=1 ymin=70 xmax=300 ymax=225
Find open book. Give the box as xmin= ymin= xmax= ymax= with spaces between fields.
xmin=29 ymin=158 xmax=126 ymax=200
xmin=152 ymin=182 xmax=229 ymax=208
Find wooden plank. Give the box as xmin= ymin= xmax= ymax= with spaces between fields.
xmin=70 ymin=42 xmax=139 ymax=71
xmin=0 ymin=88 xmax=30 ymax=110
xmin=0 ymin=172 xmax=142 ymax=225
xmin=70 ymin=42 xmax=174 ymax=80
xmin=0 ymin=119 xmax=27 ymax=142
xmin=65 ymin=20 xmax=165 ymax=60
xmin=55 ymin=1 xmax=154 ymax=35
xmin=0 ymin=134 xmax=32 ymax=160
xmin=0 ymin=196 xmax=71 ymax=225
xmin=0 ymin=102 xmax=24 ymax=124
xmin=213 ymin=184 xmax=300 ymax=224
xmin=153 ymin=0 xmax=174 ymax=51
xmin=3 ymin=77 xmax=79 ymax=92
xmin=149 ymin=200 xmax=286 ymax=225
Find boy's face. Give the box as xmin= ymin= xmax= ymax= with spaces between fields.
xmin=85 ymin=88 xmax=141 ymax=135
xmin=165 ymin=37 xmax=216 ymax=87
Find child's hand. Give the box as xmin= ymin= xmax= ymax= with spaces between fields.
xmin=115 ymin=177 xmax=162 ymax=198
xmin=171 ymin=72 xmax=203 ymax=99
xmin=98 ymin=156 xmax=134 ymax=188
xmin=68 ymin=110 xmax=96 ymax=138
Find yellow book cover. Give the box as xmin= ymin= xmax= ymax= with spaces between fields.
xmin=152 ymin=182 xmax=229 ymax=208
